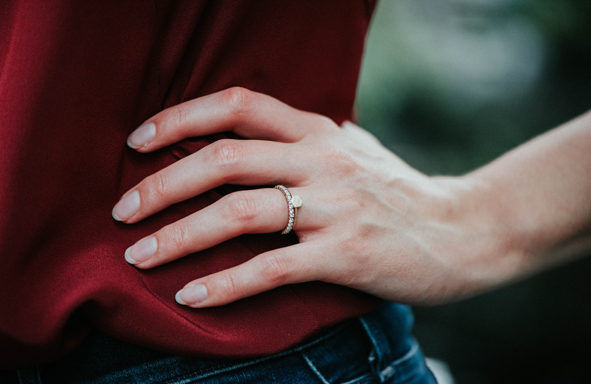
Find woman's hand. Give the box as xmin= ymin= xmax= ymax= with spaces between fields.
xmin=112 ymin=87 xmax=522 ymax=308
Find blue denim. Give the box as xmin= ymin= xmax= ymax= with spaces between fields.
xmin=6 ymin=303 xmax=436 ymax=384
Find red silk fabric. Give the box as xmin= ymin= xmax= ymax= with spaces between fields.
xmin=0 ymin=1 xmax=380 ymax=367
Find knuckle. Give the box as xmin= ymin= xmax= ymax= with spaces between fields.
xmin=172 ymin=106 xmax=187 ymax=128
xmin=260 ymin=254 xmax=292 ymax=285
xmin=167 ymin=222 xmax=190 ymax=250
xmin=334 ymin=226 xmax=360 ymax=249
xmin=316 ymin=115 xmax=338 ymax=131
xmin=343 ymin=239 xmax=369 ymax=264
xmin=211 ymin=140 xmax=243 ymax=168
xmin=217 ymin=271 xmax=238 ymax=299
xmin=338 ymin=188 xmax=366 ymax=210
xmin=323 ymin=147 xmax=357 ymax=175
xmin=224 ymin=86 xmax=253 ymax=118
xmin=224 ymin=193 xmax=258 ymax=228
xmin=148 ymin=171 xmax=170 ymax=201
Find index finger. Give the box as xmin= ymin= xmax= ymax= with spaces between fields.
xmin=127 ymin=87 xmax=331 ymax=151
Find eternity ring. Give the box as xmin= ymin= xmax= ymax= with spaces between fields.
xmin=274 ymin=185 xmax=302 ymax=235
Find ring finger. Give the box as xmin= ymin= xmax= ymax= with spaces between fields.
xmin=125 ymin=187 xmax=308 ymax=268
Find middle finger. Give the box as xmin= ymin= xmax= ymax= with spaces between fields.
xmin=112 ymin=139 xmax=305 ymax=223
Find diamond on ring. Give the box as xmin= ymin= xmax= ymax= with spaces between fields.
xmin=274 ymin=185 xmax=302 ymax=235
xmin=291 ymin=195 xmax=303 ymax=208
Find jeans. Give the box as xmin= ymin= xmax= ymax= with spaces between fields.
xmin=4 ymin=303 xmax=436 ymax=384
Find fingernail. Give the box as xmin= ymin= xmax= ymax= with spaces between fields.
xmin=125 ymin=237 xmax=157 ymax=264
xmin=112 ymin=191 xmax=140 ymax=221
xmin=127 ymin=122 xmax=156 ymax=149
xmin=176 ymin=285 xmax=208 ymax=306
xmin=175 ymin=290 xmax=187 ymax=305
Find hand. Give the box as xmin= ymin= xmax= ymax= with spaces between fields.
xmin=112 ymin=87 xmax=507 ymax=308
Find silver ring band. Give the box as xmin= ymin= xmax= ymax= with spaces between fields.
xmin=274 ymin=185 xmax=302 ymax=235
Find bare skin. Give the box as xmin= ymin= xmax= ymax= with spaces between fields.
xmin=112 ymin=87 xmax=591 ymax=308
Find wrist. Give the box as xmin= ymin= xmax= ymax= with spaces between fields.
xmin=431 ymin=174 xmax=531 ymax=299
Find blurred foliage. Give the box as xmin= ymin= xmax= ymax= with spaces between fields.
xmin=357 ymin=0 xmax=591 ymax=175
xmin=527 ymin=0 xmax=591 ymax=50
xmin=356 ymin=0 xmax=591 ymax=382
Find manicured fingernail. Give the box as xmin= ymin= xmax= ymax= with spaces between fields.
xmin=127 ymin=122 xmax=156 ymax=149
xmin=175 ymin=290 xmax=187 ymax=305
xmin=125 ymin=237 xmax=157 ymax=264
xmin=176 ymin=285 xmax=208 ymax=306
xmin=112 ymin=191 xmax=140 ymax=221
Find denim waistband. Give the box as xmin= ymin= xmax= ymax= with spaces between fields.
xmin=5 ymin=303 xmax=434 ymax=384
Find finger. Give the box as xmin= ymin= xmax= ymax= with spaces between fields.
xmin=174 ymin=242 xmax=325 ymax=307
xmin=127 ymin=87 xmax=337 ymax=151
xmin=124 ymin=188 xmax=309 ymax=268
xmin=112 ymin=139 xmax=304 ymax=223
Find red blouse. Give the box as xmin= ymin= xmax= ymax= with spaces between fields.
xmin=0 ymin=0 xmax=381 ymax=367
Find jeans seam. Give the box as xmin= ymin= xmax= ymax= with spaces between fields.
xmin=341 ymin=373 xmax=372 ymax=384
xmin=159 ymin=323 xmax=351 ymax=384
xmin=300 ymin=351 xmax=330 ymax=384
xmin=382 ymin=340 xmax=423 ymax=384
xmin=387 ymin=339 xmax=419 ymax=369
xmin=359 ymin=316 xmax=393 ymax=382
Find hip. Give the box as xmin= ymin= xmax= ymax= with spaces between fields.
xmin=7 ymin=302 xmax=435 ymax=384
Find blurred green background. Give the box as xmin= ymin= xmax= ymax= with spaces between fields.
xmin=356 ymin=0 xmax=591 ymax=383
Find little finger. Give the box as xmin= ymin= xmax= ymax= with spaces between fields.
xmin=175 ymin=242 xmax=326 ymax=307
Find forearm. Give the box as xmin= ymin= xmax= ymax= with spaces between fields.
xmin=458 ymin=111 xmax=591 ymax=289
